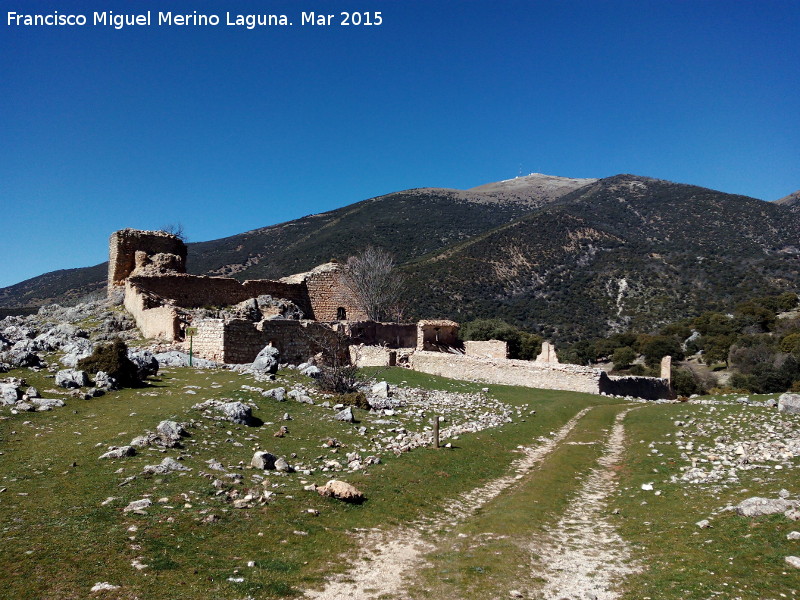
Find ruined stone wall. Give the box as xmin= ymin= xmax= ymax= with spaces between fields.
xmin=416 ymin=320 xmax=460 ymax=351
xmin=193 ymin=318 xmax=340 ymax=364
xmin=108 ymin=229 xmax=187 ymax=294
xmin=464 ymin=340 xmax=508 ymax=359
xmin=411 ymin=351 xmax=603 ymax=394
xmin=123 ymin=282 xmax=180 ymax=340
xmin=302 ymin=266 xmax=366 ymax=321
xmin=127 ymin=275 xmax=310 ymax=313
xmin=340 ymin=321 xmax=417 ymax=348
xmin=601 ymin=374 xmax=674 ymax=400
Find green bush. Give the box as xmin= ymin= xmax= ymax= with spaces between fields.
xmin=612 ymin=346 xmax=636 ymax=371
xmin=460 ymin=318 xmax=543 ymax=360
xmin=337 ymin=391 xmax=370 ymax=409
xmin=77 ymin=339 xmax=140 ymax=387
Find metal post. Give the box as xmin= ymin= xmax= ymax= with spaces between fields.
xmin=433 ymin=416 xmax=439 ymax=449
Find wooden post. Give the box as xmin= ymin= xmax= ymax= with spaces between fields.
xmin=433 ymin=416 xmax=439 ymax=449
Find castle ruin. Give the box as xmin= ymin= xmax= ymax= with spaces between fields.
xmin=111 ymin=228 xmax=674 ymax=400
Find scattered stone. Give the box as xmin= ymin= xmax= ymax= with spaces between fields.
xmin=274 ymin=426 xmax=289 ymax=438
xmin=274 ymin=457 xmax=292 ymax=472
xmin=99 ymin=446 xmax=136 ymax=460
xmin=90 ymin=582 xmax=120 ymax=592
xmin=696 ymin=519 xmax=711 ymax=529
xmin=300 ymin=365 xmax=321 ymax=378
xmin=0 ymin=383 xmax=21 ymax=405
xmin=143 ymin=457 xmax=190 ymax=474
xmin=123 ymin=498 xmax=152 ymax=513
xmin=335 ymin=406 xmax=355 ymax=423
xmin=251 ymin=451 xmax=277 ymax=470
xmin=779 ymin=393 xmax=800 ymax=415
xmin=786 ymin=556 xmax=800 ymax=569
xmin=371 ymin=381 xmax=391 ymax=398
xmin=735 ymin=497 xmax=796 ymax=517
xmin=55 ymin=369 xmax=90 ymax=389
xmin=264 ymin=387 xmax=286 ymax=402
xmin=192 ymin=399 xmax=254 ymax=425
xmin=788 ymin=531 xmax=800 ymax=540
xmin=316 ymin=480 xmax=364 ymax=503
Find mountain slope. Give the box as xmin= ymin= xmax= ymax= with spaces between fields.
xmin=402 ymin=175 xmax=800 ymax=340
xmin=776 ymin=190 xmax=800 ymax=211
xmin=0 ymin=174 xmax=591 ymax=307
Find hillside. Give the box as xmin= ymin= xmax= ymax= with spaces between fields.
xmin=403 ymin=175 xmax=800 ymax=341
xmin=776 ymin=190 xmax=800 ymax=211
xmin=0 ymin=174 xmax=590 ymax=306
xmin=1 ymin=173 xmax=798 ymax=341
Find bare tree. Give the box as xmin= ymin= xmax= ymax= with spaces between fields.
xmin=160 ymin=223 xmax=187 ymax=242
xmin=343 ymin=246 xmax=405 ymax=322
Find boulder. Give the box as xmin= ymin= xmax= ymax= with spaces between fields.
xmin=251 ymin=451 xmax=277 ymax=470
xmin=316 ymin=480 xmax=364 ymax=503
xmin=334 ymin=406 xmax=355 ymax=423
xmin=371 ymin=381 xmax=391 ymax=398
xmin=253 ymin=345 xmax=280 ymax=375
xmin=128 ymin=350 xmax=159 ymax=379
xmin=55 ymin=369 xmax=90 ymax=389
xmin=274 ymin=456 xmax=292 ymax=472
xmin=0 ymin=383 xmax=20 ymax=405
xmin=31 ymin=398 xmax=65 ymax=411
xmin=25 ymin=386 xmax=40 ymax=399
xmin=301 ymin=365 xmax=321 ymax=378
xmin=123 ymin=498 xmax=152 ymax=513
xmin=192 ymin=400 xmax=254 ymax=425
xmin=99 ymin=446 xmax=136 ymax=459
xmin=263 ymin=387 xmax=286 ymax=402
xmin=153 ymin=351 xmax=218 ymax=368
xmin=143 ymin=457 xmax=190 ymax=474
xmin=779 ymin=393 xmax=800 ymax=415
xmin=156 ymin=420 xmax=187 ymax=441
xmin=735 ymin=497 xmax=796 ymax=517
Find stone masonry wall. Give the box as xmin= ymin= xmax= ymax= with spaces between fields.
xmin=123 ymin=282 xmax=180 ymax=340
xmin=127 ymin=275 xmax=311 ymax=313
xmin=302 ymin=266 xmax=367 ymax=321
xmin=464 ymin=340 xmax=508 ymax=359
xmin=108 ymin=229 xmax=186 ymax=295
xmin=339 ymin=321 xmax=417 ymax=348
xmin=193 ymin=318 xmax=340 ymax=364
xmin=410 ymin=350 xmax=673 ymax=399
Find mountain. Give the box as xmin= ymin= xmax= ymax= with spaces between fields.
xmin=0 ymin=174 xmax=592 ymax=307
xmin=403 ymin=175 xmax=800 ymax=340
xmin=2 ymin=173 xmax=798 ymax=342
xmin=776 ymin=190 xmax=800 ymax=211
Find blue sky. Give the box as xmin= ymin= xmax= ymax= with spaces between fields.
xmin=1 ymin=0 xmax=798 ymax=288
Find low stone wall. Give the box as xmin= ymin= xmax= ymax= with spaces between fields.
xmin=341 ymin=321 xmax=417 ymax=348
xmin=123 ymin=282 xmax=180 ymax=340
xmin=409 ymin=351 xmax=672 ymax=399
xmin=602 ymin=374 xmax=674 ymax=400
xmin=464 ymin=340 xmax=508 ymax=359
xmin=193 ymin=318 xmax=340 ymax=365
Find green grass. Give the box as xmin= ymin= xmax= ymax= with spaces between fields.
xmin=0 ymin=366 xmax=608 ymax=599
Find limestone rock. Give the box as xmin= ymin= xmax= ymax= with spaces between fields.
xmin=274 ymin=457 xmax=292 ymax=472
xmin=300 ymin=365 xmax=321 ymax=378
xmin=253 ymin=345 xmax=280 ymax=376
xmin=123 ymin=498 xmax=152 ymax=512
xmin=251 ymin=451 xmax=277 ymax=470
xmin=316 ymin=480 xmax=364 ymax=503
xmin=24 ymin=386 xmax=40 ymax=399
xmin=128 ymin=350 xmax=159 ymax=379
xmin=32 ymin=398 xmax=65 ymax=411
xmin=55 ymin=369 xmax=90 ymax=389
xmin=735 ymin=497 xmax=796 ymax=517
xmin=156 ymin=420 xmax=187 ymax=442
xmin=192 ymin=399 xmax=254 ymax=425
xmin=786 ymin=556 xmax=800 ymax=569
xmin=143 ymin=457 xmax=190 ymax=474
xmin=0 ymin=383 xmax=20 ymax=405
xmin=99 ymin=446 xmax=136 ymax=459
xmin=371 ymin=381 xmax=391 ymax=398
xmin=335 ymin=406 xmax=355 ymax=423
xmin=779 ymin=393 xmax=800 ymax=415
xmin=263 ymin=387 xmax=286 ymax=402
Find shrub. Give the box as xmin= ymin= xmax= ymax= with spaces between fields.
xmin=612 ymin=346 xmax=636 ymax=371
xmin=77 ymin=339 xmax=139 ymax=387
xmin=460 ymin=318 xmax=542 ymax=360
xmin=337 ymin=392 xmax=370 ymax=409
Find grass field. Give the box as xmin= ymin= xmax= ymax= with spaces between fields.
xmin=1 ymin=365 xmax=799 ymax=599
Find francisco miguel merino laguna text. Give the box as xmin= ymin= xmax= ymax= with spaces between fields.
xmin=6 ymin=10 xmax=384 ymax=29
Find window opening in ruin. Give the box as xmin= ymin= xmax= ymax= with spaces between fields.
xmin=336 ymin=307 xmax=347 ymax=320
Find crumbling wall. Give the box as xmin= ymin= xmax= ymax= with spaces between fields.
xmin=340 ymin=321 xmax=417 ymax=348
xmin=193 ymin=318 xmax=341 ymax=364
xmin=108 ymin=229 xmax=187 ymax=295
xmin=416 ymin=320 xmax=460 ymax=351
xmin=464 ymin=340 xmax=508 ymax=359
xmin=534 ymin=341 xmax=560 ymax=364
xmin=123 ymin=281 xmax=180 ymax=340
xmin=126 ymin=275 xmax=310 ymax=313
xmin=281 ymin=263 xmax=366 ymax=321
xmin=601 ymin=374 xmax=674 ymax=400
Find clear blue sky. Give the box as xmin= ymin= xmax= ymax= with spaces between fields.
xmin=1 ymin=0 xmax=798 ymax=288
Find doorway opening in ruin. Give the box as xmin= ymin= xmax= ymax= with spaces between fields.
xmin=336 ymin=307 xmax=347 ymax=320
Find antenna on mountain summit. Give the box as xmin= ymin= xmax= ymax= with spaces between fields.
xmin=517 ymin=163 xmax=522 ymax=179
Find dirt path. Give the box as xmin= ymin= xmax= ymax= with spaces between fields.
xmin=303 ymin=406 xmax=595 ymax=600
xmin=533 ymin=407 xmax=642 ymax=600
